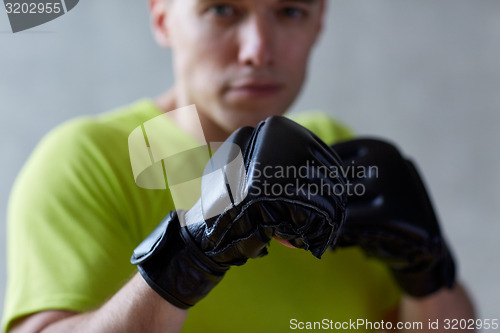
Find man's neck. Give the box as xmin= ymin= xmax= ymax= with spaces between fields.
xmin=154 ymin=88 xmax=230 ymax=144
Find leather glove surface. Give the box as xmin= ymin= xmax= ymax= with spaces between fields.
xmin=332 ymin=138 xmax=456 ymax=297
xmin=131 ymin=116 xmax=347 ymax=308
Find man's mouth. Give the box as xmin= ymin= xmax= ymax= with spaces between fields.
xmin=227 ymin=80 xmax=284 ymax=98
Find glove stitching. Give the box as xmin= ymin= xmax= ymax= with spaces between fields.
xmin=206 ymin=197 xmax=340 ymax=256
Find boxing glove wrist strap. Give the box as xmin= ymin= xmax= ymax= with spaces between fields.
xmin=132 ymin=211 xmax=229 ymax=309
xmin=392 ymin=244 xmax=456 ymax=298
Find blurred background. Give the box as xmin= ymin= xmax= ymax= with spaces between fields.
xmin=1 ymin=0 xmax=499 ymax=327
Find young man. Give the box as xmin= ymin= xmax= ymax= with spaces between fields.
xmin=3 ymin=0 xmax=475 ymax=332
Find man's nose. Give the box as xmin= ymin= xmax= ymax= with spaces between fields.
xmin=238 ymin=15 xmax=274 ymax=67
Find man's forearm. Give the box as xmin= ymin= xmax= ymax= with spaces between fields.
xmin=399 ymin=282 xmax=476 ymax=333
xmin=12 ymin=273 xmax=187 ymax=333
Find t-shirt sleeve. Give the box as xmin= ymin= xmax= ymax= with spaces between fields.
xmin=1 ymin=118 xmax=144 ymax=332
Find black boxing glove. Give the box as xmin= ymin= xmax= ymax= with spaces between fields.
xmin=332 ymin=138 xmax=456 ymax=298
xmin=131 ymin=116 xmax=346 ymax=308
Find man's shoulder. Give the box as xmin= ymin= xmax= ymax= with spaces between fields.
xmin=56 ymin=98 xmax=160 ymax=137
xmin=96 ymin=99 xmax=163 ymax=132
xmin=14 ymin=99 xmax=163 ymax=196
xmin=287 ymin=112 xmax=354 ymax=145
xmin=36 ymin=99 xmax=161 ymax=156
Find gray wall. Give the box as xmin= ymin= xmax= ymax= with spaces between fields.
xmin=1 ymin=0 xmax=499 ymax=325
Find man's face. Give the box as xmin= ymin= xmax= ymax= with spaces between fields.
xmin=158 ymin=0 xmax=325 ymax=132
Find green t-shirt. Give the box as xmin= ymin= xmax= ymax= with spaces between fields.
xmin=2 ymin=100 xmax=401 ymax=332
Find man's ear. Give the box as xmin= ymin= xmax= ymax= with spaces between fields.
xmin=316 ymin=0 xmax=327 ymax=37
xmin=149 ymin=0 xmax=171 ymax=48
xmin=310 ymin=0 xmax=327 ymax=45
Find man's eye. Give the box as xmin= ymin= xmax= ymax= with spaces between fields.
xmin=280 ymin=7 xmax=306 ymax=19
xmin=208 ymin=4 xmax=236 ymax=17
